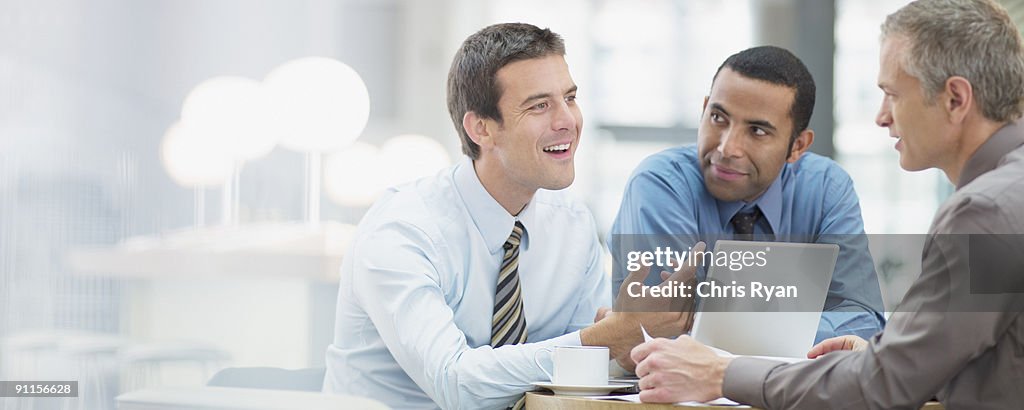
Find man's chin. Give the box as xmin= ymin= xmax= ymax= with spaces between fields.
xmin=898 ymin=156 xmax=929 ymax=172
xmin=704 ymin=180 xmax=750 ymax=203
xmin=541 ymin=175 xmax=575 ymax=191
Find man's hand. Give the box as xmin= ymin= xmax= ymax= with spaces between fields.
xmin=807 ymin=335 xmax=869 ymax=359
xmin=613 ymin=242 xmax=705 ymax=337
xmin=594 ymin=306 xmax=612 ymax=323
xmin=582 ymin=242 xmax=705 ymax=372
xmin=631 ymin=335 xmax=731 ymax=403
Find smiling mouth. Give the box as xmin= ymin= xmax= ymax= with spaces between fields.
xmin=542 ymin=143 xmax=571 ymax=154
xmin=713 ymin=164 xmax=745 ymax=175
xmin=710 ymin=163 xmax=748 ymax=181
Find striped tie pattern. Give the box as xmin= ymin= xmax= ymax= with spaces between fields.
xmin=491 ymin=221 xmax=527 ymax=347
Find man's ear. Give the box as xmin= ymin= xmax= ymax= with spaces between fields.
xmin=944 ymin=76 xmax=973 ymax=124
xmin=786 ymin=129 xmax=815 ymax=163
xmin=463 ymin=111 xmax=494 ymax=150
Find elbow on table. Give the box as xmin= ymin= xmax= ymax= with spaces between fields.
xmin=429 ymin=349 xmax=524 ymax=409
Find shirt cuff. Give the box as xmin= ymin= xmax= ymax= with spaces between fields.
xmin=545 ymin=330 xmax=582 ymax=347
xmin=722 ymin=357 xmax=786 ymax=409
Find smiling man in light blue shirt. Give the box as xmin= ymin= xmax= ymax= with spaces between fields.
xmin=324 ymin=23 xmax=694 ymax=409
xmin=609 ymin=46 xmax=885 ymax=343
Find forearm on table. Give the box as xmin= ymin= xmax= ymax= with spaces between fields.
xmin=818 ymin=307 xmax=884 ymax=341
xmin=403 ymin=331 xmax=583 ymax=408
xmin=725 ymin=322 xmax=966 ymax=409
xmin=580 ymin=315 xmax=641 ymax=359
xmin=725 ymin=350 xmax=883 ymax=409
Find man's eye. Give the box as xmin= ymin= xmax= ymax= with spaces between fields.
xmin=565 ymin=95 xmax=576 ymax=103
xmin=752 ymin=127 xmax=768 ymax=137
xmin=710 ymin=113 xmax=725 ymax=123
xmin=533 ymin=102 xmax=549 ymax=110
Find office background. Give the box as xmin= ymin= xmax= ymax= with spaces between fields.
xmin=3 ymin=0 xmax=1022 ymax=408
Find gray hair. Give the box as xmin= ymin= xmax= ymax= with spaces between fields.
xmin=447 ymin=23 xmax=566 ymax=159
xmin=882 ymin=0 xmax=1024 ymax=122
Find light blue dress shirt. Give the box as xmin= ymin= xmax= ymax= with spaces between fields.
xmin=323 ymin=158 xmax=610 ymax=409
xmin=608 ymin=145 xmax=885 ymax=343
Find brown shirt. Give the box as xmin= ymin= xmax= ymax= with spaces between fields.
xmin=724 ymin=122 xmax=1024 ymax=409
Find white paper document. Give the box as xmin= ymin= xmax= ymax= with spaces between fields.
xmin=640 ymin=324 xmax=653 ymax=342
xmin=641 ymin=324 xmax=809 ymax=364
xmin=707 ymin=345 xmax=809 ymax=364
xmin=587 ymin=393 xmax=750 ymax=407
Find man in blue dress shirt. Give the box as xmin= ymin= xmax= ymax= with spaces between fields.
xmin=608 ymin=46 xmax=885 ymax=343
xmin=324 ymin=23 xmax=695 ymax=409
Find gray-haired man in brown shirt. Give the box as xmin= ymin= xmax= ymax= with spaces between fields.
xmin=629 ymin=0 xmax=1024 ymax=408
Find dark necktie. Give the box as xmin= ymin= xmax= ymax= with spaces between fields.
xmin=492 ymin=221 xmax=527 ymax=347
xmin=730 ymin=207 xmax=762 ymax=240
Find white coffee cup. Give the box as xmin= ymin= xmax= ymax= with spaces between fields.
xmin=533 ymin=346 xmax=609 ymax=386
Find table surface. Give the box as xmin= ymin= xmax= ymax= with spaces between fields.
xmin=525 ymin=392 xmax=947 ymax=409
xmin=117 ymin=387 xmax=388 ymax=410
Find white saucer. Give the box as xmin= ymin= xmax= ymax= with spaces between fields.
xmin=531 ymin=381 xmax=633 ymax=396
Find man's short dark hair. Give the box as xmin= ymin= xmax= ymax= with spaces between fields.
xmin=712 ymin=46 xmax=816 ymax=143
xmin=447 ymin=23 xmax=565 ymax=159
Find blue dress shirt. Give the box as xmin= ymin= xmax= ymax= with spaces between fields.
xmin=608 ymin=145 xmax=885 ymax=343
xmin=323 ymin=158 xmax=610 ymax=409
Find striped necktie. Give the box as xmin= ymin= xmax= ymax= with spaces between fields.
xmin=492 ymin=221 xmax=527 ymax=347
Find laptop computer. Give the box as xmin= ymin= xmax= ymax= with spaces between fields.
xmin=690 ymin=240 xmax=839 ymax=358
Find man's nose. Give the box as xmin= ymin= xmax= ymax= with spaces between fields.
xmin=717 ymin=128 xmax=743 ymax=158
xmin=551 ymin=100 xmax=578 ymax=131
xmin=876 ymin=99 xmax=893 ymax=128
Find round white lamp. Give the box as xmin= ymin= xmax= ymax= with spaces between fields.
xmin=179 ymin=76 xmax=279 ymax=226
xmin=264 ymin=57 xmax=371 ymax=224
xmin=379 ymin=134 xmax=452 ymax=187
xmin=180 ymin=76 xmax=278 ymax=161
xmin=323 ymin=142 xmax=386 ymax=207
xmin=160 ymin=122 xmax=235 ymax=187
xmin=160 ymin=122 xmax=235 ymax=227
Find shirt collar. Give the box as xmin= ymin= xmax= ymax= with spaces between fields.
xmin=715 ymin=169 xmax=783 ymax=234
xmin=453 ymin=157 xmax=532 ymax=254
xmin=957 ymin=121 xmax=1024 ymax=189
